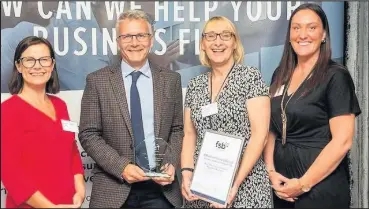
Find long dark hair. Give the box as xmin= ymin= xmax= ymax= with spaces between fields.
xmin=270 ymin=3 xmax=333 ymax=96
xmin=8 ymin=36 xmax=60 ymax=94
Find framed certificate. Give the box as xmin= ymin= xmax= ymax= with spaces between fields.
xmin=190 ymin=130 xmax=245 ymax=206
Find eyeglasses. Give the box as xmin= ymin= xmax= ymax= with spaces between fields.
xmin=117 ymin=33 xmax=152 ymax=43
xmin=18 ymin=56 xmax=54 ymax=68
xmin=202 ymin=31 xmax=234 ymax=41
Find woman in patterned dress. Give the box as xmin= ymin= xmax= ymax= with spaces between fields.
xmin=180 ymin=16 xmax=272 ymax=208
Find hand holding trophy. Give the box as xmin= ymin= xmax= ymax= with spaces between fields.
xmin=135 ymin=137 xmax=174 ymax=179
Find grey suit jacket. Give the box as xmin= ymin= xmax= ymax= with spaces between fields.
xmin=78 ymin=60 xmax=184 ymax=208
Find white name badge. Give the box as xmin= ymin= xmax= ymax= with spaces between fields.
xmin=274 ymin=85 xmax=285 ymax=97
xmin=201 ymin=103 xmax=218 ymax=118
xmin=61 ymin=119 xmax=79 ymax=133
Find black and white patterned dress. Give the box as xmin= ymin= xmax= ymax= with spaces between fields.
xmin=184 ymin=64 xmax=272 ymax=208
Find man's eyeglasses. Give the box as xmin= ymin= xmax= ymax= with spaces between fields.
xmin=18 ymin=56 xmax=54 ymax=68
xmin=202 ymin=31 xmax=234 ymax=41
xmin=117 ymin=33 xmax=152 ymax=43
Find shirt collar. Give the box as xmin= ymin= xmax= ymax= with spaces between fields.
xmin=121 ymin=59 xmax=151 ymax=78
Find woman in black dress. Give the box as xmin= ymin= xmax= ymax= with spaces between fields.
xmin=263 ymin=3 xmax=361 ymax=208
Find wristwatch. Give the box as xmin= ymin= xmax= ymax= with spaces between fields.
xmin=181 ymin=167 xmax=194 ymax=173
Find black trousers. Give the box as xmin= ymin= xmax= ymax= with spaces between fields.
xmin=121 ymin=180 xmax=174 ymax=208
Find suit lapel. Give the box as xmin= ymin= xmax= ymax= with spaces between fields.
xmin=150 ymin=62 xmax=164 ymax=138
xmin=109 ymin=65 xmax=133 ymax=137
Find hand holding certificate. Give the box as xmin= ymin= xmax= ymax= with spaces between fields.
xmin=190 ymin=130 xmax=245 ymax=207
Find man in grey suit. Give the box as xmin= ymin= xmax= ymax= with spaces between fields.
xmin=78 ymin=10 xmax=183 ymax=208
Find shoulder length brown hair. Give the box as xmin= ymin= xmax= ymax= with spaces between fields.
xmin=269 ymin=3 xmax=333 ymax=96
xmin=8 ymin=36 xmax=60 ymax=94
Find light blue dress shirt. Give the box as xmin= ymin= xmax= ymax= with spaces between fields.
xmin=121 ymin=60 xmax=156 ymax=168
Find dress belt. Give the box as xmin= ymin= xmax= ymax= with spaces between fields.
xmin=275 ymin=137 xmax=330 ymax=149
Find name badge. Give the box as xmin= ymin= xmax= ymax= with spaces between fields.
xmin=274 ymin=85 xmax=285 ymax=97
xmin=61 ymin=119 xmax=79 ymax=133
xmin=201 ymin=103 xmax=218 ymax=118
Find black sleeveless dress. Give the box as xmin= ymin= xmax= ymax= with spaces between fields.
xmin=270 ymin=64 xmax=361 ymax=208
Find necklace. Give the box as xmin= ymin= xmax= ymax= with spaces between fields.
xmin=209 ymin=62 xmax=235 ymax=103
xmin=208 ymin=62 xmax=235 ymax=129
xmin=280 ymin=68 xmax=315 ymax=145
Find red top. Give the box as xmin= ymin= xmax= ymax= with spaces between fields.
xmin=1 ymin=95 xmax=84 ymax=208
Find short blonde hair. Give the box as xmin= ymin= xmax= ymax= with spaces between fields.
xmin=115 ymin=10 xmax=155 ymax=37
xmin=199 ymin=16 xmax=244 ymax=67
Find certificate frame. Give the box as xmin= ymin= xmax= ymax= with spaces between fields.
xmin=190 ymin=130 xmax=245 ymax=206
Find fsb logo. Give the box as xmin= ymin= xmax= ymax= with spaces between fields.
xmin=216 ymin=141 xmax=229 ymax=150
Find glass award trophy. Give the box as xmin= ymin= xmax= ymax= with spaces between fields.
xmin=135 ymin=137 xmax=173 ymax=178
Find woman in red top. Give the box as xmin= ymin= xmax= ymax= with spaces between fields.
xmin=1 ymin=36 xmax=85 ymax=208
